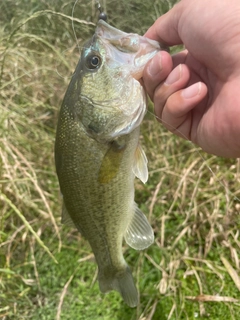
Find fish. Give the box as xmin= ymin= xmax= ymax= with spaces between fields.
xmin=54 ymin=20 xmax=165 ymax=307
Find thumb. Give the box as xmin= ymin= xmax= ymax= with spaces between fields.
xmin=144 ymin=3 xmax=183 ymax=46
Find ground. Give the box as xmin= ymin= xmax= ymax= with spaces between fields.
xmin=0 ymin=1 xmax=240 ymax=319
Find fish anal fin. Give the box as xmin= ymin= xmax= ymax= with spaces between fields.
xmin=132 ymin=144 xmax=148 ymax=183
xmin=61 ymin=201 xmax=75 ymax=228
xmin=98 ymin=140 xmax=126 ymax=184
xmin=98 ymin=265 xmax=138 ymax=308
xmin=124 ymin=203 xmax=154 ymax=250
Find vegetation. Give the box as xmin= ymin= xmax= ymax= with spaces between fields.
xmin=1 ymin=0 xmax=239 ymax=319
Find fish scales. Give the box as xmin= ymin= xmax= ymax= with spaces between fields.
xmin=56 ymin=102 xmax=138 ymax=261
xmin=55 ymin=20 xmax=166 ymax=307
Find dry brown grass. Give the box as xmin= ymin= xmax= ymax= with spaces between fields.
xmin=1 ymin=1 xmax=240 ymax=319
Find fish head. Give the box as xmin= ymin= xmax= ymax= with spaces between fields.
xmin=65 ymin=20 xmax=163 ymax=141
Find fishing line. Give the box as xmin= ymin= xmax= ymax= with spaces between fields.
xmin=55 ymin=0 xmax=85 ymax=79
xmin=95 ymin=0 xmax=108 ymax=21
xmin=147 ymin=108 xmax=240 ymax=203
xmin=56 ymin=0 xmax=94 ymax=80
xmin=69 ymin=1 xmax=239 ymax=205
xmin=95 ymin=0 xmax=101 ymax=13
xmin=72 ymin=0 xmax=81 ymax=54
xmin=70 ymin=0 xmax=106 ymax=58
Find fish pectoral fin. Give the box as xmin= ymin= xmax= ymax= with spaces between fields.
xmin=124 ymin=203 xmax=154 ymax=250
xmin=61 ymin=201 xmax=75 ymax=228
xmin=132 ymin=143 xmax=148 ymax=184
xmin=98 ymin=140 xmax=126 ymax=184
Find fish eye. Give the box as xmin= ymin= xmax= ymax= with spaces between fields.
xmin=86 ymin=54 xmax=102 ymax=70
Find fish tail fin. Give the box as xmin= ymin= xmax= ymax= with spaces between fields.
xmin=98 ymin=265 xmax=139 ymax=308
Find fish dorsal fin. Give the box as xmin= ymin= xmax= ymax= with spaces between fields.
xmin=61 ymin=201 xmax=75 ymax=228
xmin=98 ymin=140 xmax=126 ymax=184
xmin=132 ymin=144 xmax=148 ymax=184
xmin=124 ymin=203 xmax=154 ymax=250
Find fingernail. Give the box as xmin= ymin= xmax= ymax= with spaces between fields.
xmin=182 ymin=82 xmax=201 ymax=99
xmin=165 ymin=64 xmax=182 ymax=85
xmin=147 ymin=53 xmax=162 ymax=77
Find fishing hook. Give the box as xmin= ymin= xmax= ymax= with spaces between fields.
xmin=95 ymin=0 xmax=108 ymax=21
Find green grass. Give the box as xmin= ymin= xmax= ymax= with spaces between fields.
xmin=1 ymin=0 xmax=240 ymax=319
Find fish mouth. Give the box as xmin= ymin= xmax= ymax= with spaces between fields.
xmin=95 ymin=20 xmax=165 ymax=80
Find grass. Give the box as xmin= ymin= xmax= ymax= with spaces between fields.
xmin=0 ymin=0 xmax=240 ymax=319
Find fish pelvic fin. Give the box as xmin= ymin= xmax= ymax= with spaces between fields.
xmin=98 ymin=266 xmax=139 ymax=308
xmin=132 ymin=143 xmax=148 ymax=184
xmin=124 ymin=203 xmax=154 ymax=250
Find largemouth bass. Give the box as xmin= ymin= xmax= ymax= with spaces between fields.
xmin=55 ymin=20 xmax=164 ymax=307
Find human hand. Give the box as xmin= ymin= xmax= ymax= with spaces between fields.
xmin=143 ymin=0 xmax=240 ymax=158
